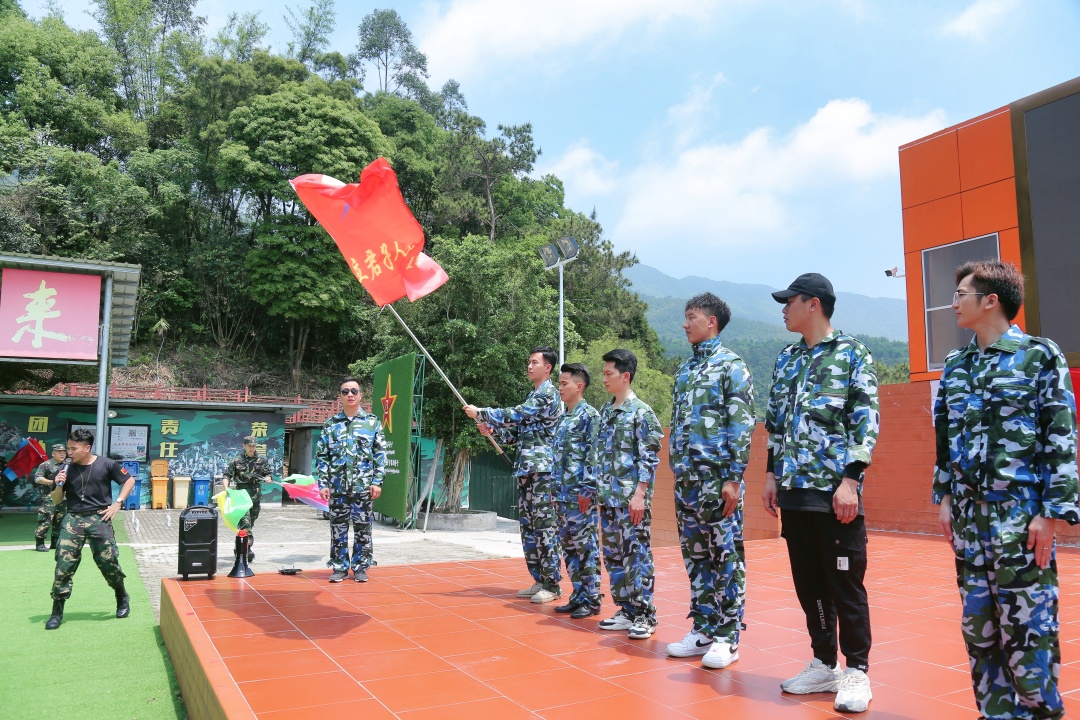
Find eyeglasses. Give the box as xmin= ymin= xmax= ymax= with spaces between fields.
xmin=952 ymin=291 xmax=986 ymax=304
xmin=340 ymin=388 xmax=360 ymax=396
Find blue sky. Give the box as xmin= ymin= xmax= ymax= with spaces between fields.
xmin=22 ymin=0 xmax=1080 ymax=299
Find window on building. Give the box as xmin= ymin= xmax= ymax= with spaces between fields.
xmin=922 ymin=233 xmax=999 ymax=369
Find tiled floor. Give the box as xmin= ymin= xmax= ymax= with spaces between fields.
xmin=166 ymin=533 xmax=1080 ymax=719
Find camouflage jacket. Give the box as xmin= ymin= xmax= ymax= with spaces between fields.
xmin=34 ymin=459 xmax=63 ymax=485
xmin=670 ymin=336 xmax=756 ymax=486
xmin=223 ymin=454 xmax=271 ymax=488
xmin=931 ymin=325 xmax=1079 ymax=523
xmin=765 ymin=329 xmax=879 ymax=491
xmin=315 ymin=411 xmax=386 ymax=495
xmin=478 ymin=379 xmax=563 ymax=477
xmin=552 ymin=400 xmax=600 ymax=502
xmin=590 ymin=391 xmax=664 ymax=507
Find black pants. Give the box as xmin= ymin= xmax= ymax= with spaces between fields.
xmin=781 ymin=508 xmax=871 ymax=671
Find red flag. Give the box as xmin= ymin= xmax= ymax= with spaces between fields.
xmin=290 ymin=158 xmax=448 ymax=306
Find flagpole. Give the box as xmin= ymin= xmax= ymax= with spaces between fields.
xmin=384 ymin=303 xmax=511 ymax=463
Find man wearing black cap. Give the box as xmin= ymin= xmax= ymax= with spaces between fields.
xmin=223 ymin=436 xmax=271 ymax=561
xmin=762 ymin=272 xmax=879 ymax=713
xmin=34 ymin=444 xmax=69 ymax=551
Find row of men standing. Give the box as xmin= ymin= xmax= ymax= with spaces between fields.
xmin=465 ymin=265 xmax=1078 ymax=719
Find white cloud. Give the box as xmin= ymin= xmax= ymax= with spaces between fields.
xmin=539 ymin=141 xmax=621 ymax=202
xmin=941 ymin=0 xmax=1022 ymax=40
xmin=611 ymin=99 xmax=947 ymax=260
xmin=665 ymin=73 xmax=729 ymax=148
xmin=415 ymin=0 xmax=724 ymax=82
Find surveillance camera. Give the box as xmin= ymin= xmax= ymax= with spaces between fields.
xmin=884 ymin=269 xmax=893 ymax=277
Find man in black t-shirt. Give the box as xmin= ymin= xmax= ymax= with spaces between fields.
xmin=45 ymin=428 xmax=136 ymax=630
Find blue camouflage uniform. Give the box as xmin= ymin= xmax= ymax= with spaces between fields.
xmin=552 ymin=399 xmax=602 ymax=607
xmin=670 ymin=335 xmax=755 ymax=645
xmin=766 ymin=328 xmax=879 ymax=672
xmin=479 ymin=379 xmax=564 ymax=589
xmin=590 ymin=391 xmax=663 ymax=621
xmin=932 ymin=325 xmax=1079 ymax=720
xmin=315 ymin=411 xmax=386 ymax=574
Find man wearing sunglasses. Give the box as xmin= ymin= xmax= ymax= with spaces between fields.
xmin=316 ymin=377 xmax=386 ymax=583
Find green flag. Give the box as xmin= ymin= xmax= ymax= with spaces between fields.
xmin=372 ymin=353 xmax=415 ymax=522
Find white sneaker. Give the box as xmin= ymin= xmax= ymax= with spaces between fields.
xmin=598 ymin=609 xmax=634 ymax=631
xmin=701 ymin=641 xmax=739 ymax=669
xmin=530 ymin=587 xmax=561 ymax=604
xmin=667 ymin=630 xmax=713 ymax=657
xmin=780 ymin=658 xmax=842 ymax=694
xmin=516 ymin=582 xmax=543 ymax=598
xmin=627 ymin=615 xmax=657 ymax=639
xmin=834 ymin=669 xmax=872 ymax=713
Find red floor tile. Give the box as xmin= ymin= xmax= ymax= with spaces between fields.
xmin=223 ymin=648 xmax=342 ymax=683
xmin=257 ymin=697 xmax=398 ymax=720
xmin=361 ymin=669 xmax=499 ymax=713
xmin=338 ymin=647 xmax=456 ymax=682
xmin=486 ymin=667 xmax=625 ymax=710
xmin=447 ymin=644 xmax=572 ymax=681
xmin=396 ymin=697 xmax=540 ymax=720
xmin=240 ymin=670 xmax=369 ymax=714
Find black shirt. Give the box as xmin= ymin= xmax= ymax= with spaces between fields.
xmin=63 ymin=457 xmax=130 ymax=513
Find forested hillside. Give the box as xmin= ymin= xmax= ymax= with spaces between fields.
xmin=0 ymin=1 xmax=671 ymax=499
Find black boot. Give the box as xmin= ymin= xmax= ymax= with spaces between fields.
xmin=45 ymin=599 xmax=64 ymax=630
xmin=49 ymin=538 xmax=58 ymax=550
xmin=35 ymin=537 xmax=47 ymax=552
xmin=115 ymin=584 xmax=130 ymax=619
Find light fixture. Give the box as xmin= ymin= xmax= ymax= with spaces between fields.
xmin=537 ymin=236 xmax=580 ymax=367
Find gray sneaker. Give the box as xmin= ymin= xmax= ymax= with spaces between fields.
xmin=516 ymin=582 xmax=543 ymax=598
xmin=328 ymin=570 xmax=347 ymax=583
xmin=530 ymin=587 xmax=561 ymax=604
xmin=627 ymin=615 xmax=657 ymax=640
xmin=781 ymin=658 xmax=842 ymax=694
xmin=598 ymin=609 xmax=634 ymax=631
xmin=834 ymin=668 xmax=872 ymax=712
xmin=353 ymin=569 xmax=368 ymax=583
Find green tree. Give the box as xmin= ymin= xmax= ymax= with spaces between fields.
xmin=284 ymin=0 xmax=336 ymax=69
xmin=355 ymin=8 xmax=428 ymax=94
xmin=210 ymin=12 xmax=269 ymax=62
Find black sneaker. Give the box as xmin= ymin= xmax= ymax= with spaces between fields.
xmin=353 ymin=569 xmax=368 ymax=583
xmin=570 ymin=603 xmax=601 ymax=619
xmin=329 ymin=570 xmax=347 ymax=583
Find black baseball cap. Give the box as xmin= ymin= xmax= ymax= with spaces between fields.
xmin=771 ymin=273 xmax=836 ymax=304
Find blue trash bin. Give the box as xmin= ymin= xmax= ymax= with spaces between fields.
xmin=192 ymin=474 xmax=212 ymax=507
xmin=122 ymin=462 xmax=141 ymax=509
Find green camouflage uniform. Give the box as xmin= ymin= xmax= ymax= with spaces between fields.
xmin=478 ymin=379 xmax=564 ymax=588
xmin=765 ymin=328 xmax=879 ymax=672
xmin=590 ymin=391 xmax=663 ymax=620
xmin=34 ymin=459 xmax=67 ymax=545
xmin=932 ymin=325 xmax=1079 ymax=720
xmin=552 ymin=399 xmax=602 ymax=606
xmin=670 ymin=335 xmax=755 ymax=644
xmin=223 ymin=454 xmax=271 ymax=532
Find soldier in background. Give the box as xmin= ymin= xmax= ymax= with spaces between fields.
xmin=316 ymin=377 xmax=385 ymax=583
xmin=223 ymin=436 xmax=271 ymax=562
xmin=933 ymin=260 xmax=1078 ymax=720
xmin=551 ymin=363 xmax=602 ymax=618
xmin=592 ymin=348 xmax=664 ymax=640
xmin=762 ymin=273 xmax=879 ymax=713
xmin=34 ymin=444 xmax=68 ymax=551
xmin=666 ymin=293 xmax=755 ymax=669
xmin=464 ymin=346 xmax=564 ymax=603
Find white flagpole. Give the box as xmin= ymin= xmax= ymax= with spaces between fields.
xmin=384 ymin=304 xmax=511 ymax=463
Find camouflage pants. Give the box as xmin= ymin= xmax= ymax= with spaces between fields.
xmin=236 ymin=485 xmax=261 ymax=535
xmin=675 ymin=479 xmax=745 ymax=643
xmin=327 ymin=495 xmax=373 ymax=573
xmin=556 ymin=500 xmax=601 ymax=605
xmin=952 ymin=498 xmax=1065 ymax=720
xmin=35 ymin=496 xmax=67 ymax=542
xmin=599 ymin=505 xmax=655 ymax=620
xmin=518 ymin=473 xmax=561 ymax=586
xmin=51 ymin=511 xmax=126 ymax=600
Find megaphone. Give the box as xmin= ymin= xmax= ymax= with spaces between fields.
xmin=227 ymin=530 xmax=255 ymax=578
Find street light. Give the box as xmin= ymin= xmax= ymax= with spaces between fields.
xmin=538 ymin=236 xmax=580 ymax=368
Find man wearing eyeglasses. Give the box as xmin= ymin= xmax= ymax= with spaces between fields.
xmin=315 ymin=377 xmax=386 ymax=583
xmin=933 ymin=260 xmax=1078 ymax=720
xmin=223 ymin=436 xmax=272 ymax=561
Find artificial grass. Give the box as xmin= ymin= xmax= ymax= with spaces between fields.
xmin=0 ymin=509 xmax=131 ymax=545
xmin=0 ymin=536 xmax=185 ymax=719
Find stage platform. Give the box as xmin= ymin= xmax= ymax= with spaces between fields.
xmin=161 ymin=533 xmax=1079 ymax=719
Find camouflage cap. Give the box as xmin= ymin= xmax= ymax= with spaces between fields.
xmin=243 ymin=435 xmax=257 ymax=445
xmin=51 ymin=443 xmax=66 ymax=451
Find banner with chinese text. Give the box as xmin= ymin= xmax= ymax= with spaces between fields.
xmin=371 ymin=353 xmax=415 ymax=522
xmin=0 ymin=269 xmax=101 ymax=360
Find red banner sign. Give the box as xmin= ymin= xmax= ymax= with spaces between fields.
xmin=0 ymin=268 xmax=102 ymax=360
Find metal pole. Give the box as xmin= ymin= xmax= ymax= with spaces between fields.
xmin=558 ymin=262 xmax=564 ymax=368
xmin=94 ymin=275 xmax=113 ymax=455
xmin=384 ymin=304 xmax=509 ymax=461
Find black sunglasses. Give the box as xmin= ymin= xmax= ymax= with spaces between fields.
xmin=340 ymin=388 xmax=360 ymax=396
